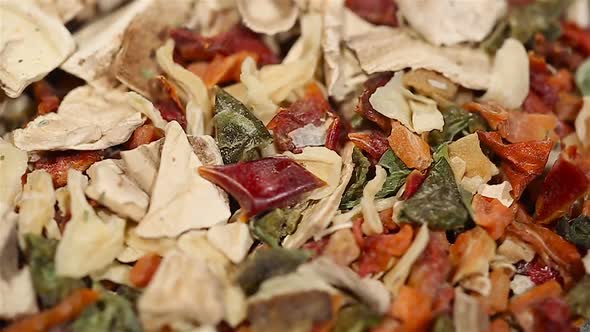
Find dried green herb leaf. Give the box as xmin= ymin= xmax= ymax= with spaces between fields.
xmin=72 ymin=290 xmax=142 ymax=332
xmin=576 ymin=59 xmax=590 ymax=96
xmin=214 ymin=89 xmax=273 ymax=164
xmin=333 ymin=304 xmax=382 ymax=332
xmin=340 ymin=147 xmax=371 ymax=209
xmin=482 ymin=0 xmax=573 ymax=53
xmin=235 ymin=248 xmax=310 ymax=295
xmin=556 ymin=216 xmax=590 ymax=249
xmin=250 ymin=208 xmax=302 ymax=248
xmin=376 ymin=149 xmax=411 ymax=199
xmin=567 ymin=275 xmax=590 ymax=319
xmin=428 ymin=105 xmax=485 ymax=146
xmin=398 ymin=149 xmax=469 ymax=230
xmin=24 ymin=234 xmax=85 ymax=308
xmin=432 ymin=314 xmax=455 ymax=332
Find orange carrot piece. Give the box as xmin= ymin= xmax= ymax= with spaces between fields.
xmin=472 ymin=194 xmax=514 ymax=240
xmin=489 ymin=318 xmax=511 ymax=332
xmin=4 ymin=288 xmax=99 ymax=332
xmin=486 ymin=268 xmax=512 ymax=314
xmin=391 ymin=286 xmax=433 ymax=332
xmin=130 ymin=253 xmax=163 ymax=288
xmin=509 ymin=280 xmax=562 ymax=316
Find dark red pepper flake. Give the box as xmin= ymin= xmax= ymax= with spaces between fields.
xmin=402 ymin=169 xmax=428 ymax=200
xmin=355 ymin=73 xmax=393 ymax=133
xmin=170 ymin=25 xmax=279 ymax=66
xmin=267 ymin=83 xmax=335 ymax=152
xmin=535 ymin=154 xmax=590 ymax=224
xmin=516 ymin=257 xmax=562 ymax=286
xmin=561 ymin=21 xmax=590 ymax=57
xmin=348 ymin=131 xmax=390 ymax=161
xmin=154 ymin=76 xmax=186 ymax=128
xmin=33 ymin=150 xmax=103 ymax=188
xmin=199 ymin=157 xmax=325 ymax=217
xmin=345 ymin=0 xmax=398 ymax=27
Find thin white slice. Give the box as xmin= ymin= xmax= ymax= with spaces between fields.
xmin=206 ymin=223 xmax=253 ymax=264
xmin=120 ymin=138 xmax=163 ymax=195
xmin=17 ymin=170 xmax=56 ymax=245
xmin=237 ymin=0 xmax=299 ymax=35
xmin=0 ymin=138 xmax=28 ymax=207
xmin=283 ymin=147 xmax=342 ymax=200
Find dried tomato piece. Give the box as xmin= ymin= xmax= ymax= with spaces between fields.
xmin=345 ymin=0 xmax=398 ymax=27
xmin=154 ymin=76 xmax=186 ymax=128
xmin=188 ymin=51 xmax=258 ymax=87
xmin=562 ymin=22 xmax=590 ymax=56
xmin=472 ymin=194 xmax=514 ymax=240
xmin=389 ymin=121 xmax=432 ymax=171
xmin=516 ymin=257 xmax=562 ymax=286
xmin=325 ymin=117 xmax=345 ymax=152
xmin=4 ymin=288 xmax=99 ymax=332
xmin=34 ymin=151 xmax=103 ymax=187
xmin=501 ymin=162 xmax=535 ymax=199
xmin=497 ymin=111 xmax=557 ymax=143
xmin=348 ymin=131 xmax=390 ymax=161
xmin=477 ymin=131 xmax=552 ymax=175
xmin=355 ymin=73 xmax=393 ymax=132
xmin=401 ymin=169 xmax=428 ymax=200
xmin=357 ymin=224 xmax=413 ymax=276
xmin=464 ymin=101 xmax=509 ymax=130
xmin=125 ymin=124 xmax=164 ymax=150
xmin=199 ymin=157 xmax=325 ymax=216
xmin=130 ymin=253 xmax=162 ymax=288
xmin=523 ymin=91 xmax=553 ymax=114
xmin=507 ymin=221 xmax=584 ymax=287
xmin=33 ymin=80 xmax=60 ymax=115
xmin=530 ymin=297 xmax=576 ymax=332
xmin=535 ymin=155 xmax=590 ymax=224
xmin=267 ymin=83 xmax=335 ymax=152
xmin=408 ymin=232 xmax=451 ymax=300
xmin=170 ymin=25 xmax=279 ymax=66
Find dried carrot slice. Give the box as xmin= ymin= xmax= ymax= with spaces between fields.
xmin=388 ymin=121 xmax=432 ymax=171
xmin=130 ymin=253 xmax=163 ymax=288
xmin=391 ymin=286 xmax=433 ymax=332
xmin=472 ymin=194 xmax=514 ymax=240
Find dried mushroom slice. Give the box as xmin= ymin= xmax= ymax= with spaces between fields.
xmin=113 ymin=0 xmax=193 ymax=97
xmin=60 ymin=0 xmax=153 ymax=84
xmin=0 ymin=1 xmax=75 ymax=98
xmin=396 ymin=0 xmax=507 ymax=46
xmin=237 ymin=0 xmax=299 ymax=35
xmin=348 ymin=27 xmax=492 ymax=90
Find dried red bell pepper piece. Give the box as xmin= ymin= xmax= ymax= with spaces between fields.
xmin=199 ymin=157 xmax=325 ymax=216
xmin=33 ymin=151 xmax=103 ymax=187
xmin=357 ymin=224 xmax=413 ymax=276
xmin=267 ymin=83 xmax=335 ymax=152
xmin=535 ymin=154 xmax=590 ymax=224
xmin=154 ymin=76 xmax=186 ymax=128
xmin=170 ymin=25 xmax=279 ymax=66
xmin=464 ymin=101 xmax=509 ymax=130
xmin=345 ymin=0 xmax=398 ymax=27
xmin=516 ymin=257 xmax=562 ymax=286
xmin=523 ymin=91 xmax=553 ymax=114
xmin=402 ymin=169 xmax=428 ymax=200
xmin=325 ymin=116 xmax=345 ymax=152
xmin=561 ymin=21 xmax=590 ymax=56
xmin=408 ymin=231 xmax=451 ymax=301
xmin=348 ymin=131 xmax=390 ymax=161
xmin=355 ymin=73 xmax=393 ymax=133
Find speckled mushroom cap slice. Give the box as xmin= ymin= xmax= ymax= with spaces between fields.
xmin=0 ymin=0 xmax=75 ymax=98
xmin=237 ymin=0 xmax=299 ymax=35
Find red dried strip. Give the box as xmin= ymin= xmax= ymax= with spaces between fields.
xmin=402 ymin=169 xmax=428 ymax=200
xmin=357 ymin=224 xmax=413 ymax=277
xmin=199 ymin=157 xmax=325 ymax=216
xmin=267 ymin=83 xmax=335 ymax=152
xmin=561 ymin=22 xmax=590 ymax=56
xmin=170 ymin=25 xmax=279 ymax=66
xmin=535 ymin=154 xmax=590 ymax=224
xmin=507 ymin=220 xmax=584 ymax=287
xmin=355 ymin=73 xmax=394 ymax=133
xmin=125 ymin=124 xmax=164 ymax=150
xmin=348 ymin=131 xmax=390 ymax=161
xmin=325 ymin=116 xmax=345 ymax=152
xmin=501 ymin=161 xmax=535 ymax=199
xmin=477 ymin=131 xmax=553 ymax=175
xmin=4 ymin=288 xmax=100 ymax=332
xmin=33 ymin=151 xmax=103 ymax=187
xmin=345 ymin=0 xmax=398 ymax=27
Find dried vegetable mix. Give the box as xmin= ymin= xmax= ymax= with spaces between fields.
xmin=6 ymin=0 xmax=590 ymax=332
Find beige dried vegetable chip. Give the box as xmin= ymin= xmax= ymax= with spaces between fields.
xmin=12 ymin=86 xmax=145 ymax=151
xmin=120 ymin=138 xmax=163 ymax=195
xmin=17 ymin=170 xmax=56 ymax=244
xmin=448 ymin=133 xmax=498 ymax=188
xmin=55 ymin=170 xmax=126 ymax=277
xmin=396 ymin=0 xmax=507 ymax=46
xmin=322 ymin=228 xmax=360 ymax=266
xmin=206 ymin=223 xmax=253 ymax=264
xmin=60 ymin=0 xmax=153 ymax=84
xmin=453 ymin=287 xmax=490 ymax=332
xmin=481 ymin=38 xmax=529 ymax=109
xmin=0 ymin=204 xmax=38 ymax=319
xmin=0 ymin=138 xmax=28 ymax=207
xmin=0 ymin=0 xmax=75 ymax=97
xmin=112 ymin=0 xmax=193 ymax=96
xmin=136 ymin=122 xmax=230 ymax=238
xmin=85 ymin=159 xmax=149 ymax=222
xmin=283 ymin=146 xmax=343 ymax=200
xmin=477 ymin=181 xmax=514 ymax=207
xmin=237 ymin=0 xmax=299 ymax=35
xmin=348 ymin=27 xmax=492 ymax=90
xmin=239 ymin=57 xmax=278 ymax=125
xmin=451 ymin=227 xmax=496 ymax=284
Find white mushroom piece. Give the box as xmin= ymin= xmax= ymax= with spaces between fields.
xmin=0 ymin=204 xmax=38 ymax=319
xmin=396 ymin=0 xmax=507 ymax=46
xmin=0 ymin=0 xmax=75 ymax=97
xmin=12 ymin=86 xmax=147 ymax=151
xmin=237 ymin=0 xmax=299 ymax=35
xmin=348 ymin=27 xmax=492 ymax=90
